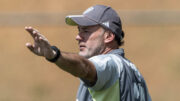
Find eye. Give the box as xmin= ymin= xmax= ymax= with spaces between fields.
xmin=81 ymin=30 xmax=90 ymax=34
xmin=79 ymin=30 xmax=89 ymax=34
xmin=84 ymin=30 xmax=89 ymax=33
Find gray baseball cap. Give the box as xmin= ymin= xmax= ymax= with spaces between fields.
xmin=65 ymin=5 xmax=123 ymax=40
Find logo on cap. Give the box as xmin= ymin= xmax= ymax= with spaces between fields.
xmin=83 ymin=7 xmax=94 ymax=14
xmin=102 ymin=21 xmax=110 ymax=28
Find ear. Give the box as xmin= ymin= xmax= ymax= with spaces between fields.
xmin=104 ymin=31 xmax=115 ymax=44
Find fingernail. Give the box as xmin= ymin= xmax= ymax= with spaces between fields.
xmin=26 ymin=43 xmax=30 ymax=46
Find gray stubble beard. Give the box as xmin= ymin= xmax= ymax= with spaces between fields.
xmin=79 ymin=44 xmax=105 ymax=59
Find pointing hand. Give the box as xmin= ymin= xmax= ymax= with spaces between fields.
xmin=25 ymin=26 xmax=56 ymax=59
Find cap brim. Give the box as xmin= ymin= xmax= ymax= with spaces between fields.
xmin=65 ymin=15 xmax=98 ymax=26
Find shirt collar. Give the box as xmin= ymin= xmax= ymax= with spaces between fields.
xmin=108 ymin=48 xmax=125 ymax=57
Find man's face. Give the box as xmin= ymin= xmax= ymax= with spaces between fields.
xmin=76 ymin=25 xmax=106 ymax=58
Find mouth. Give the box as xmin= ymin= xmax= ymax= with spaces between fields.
xmin=79 ymin=44 xmax=86 ymax=51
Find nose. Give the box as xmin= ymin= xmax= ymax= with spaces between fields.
xmin=76 ymin=33 xmax=83 ymax=41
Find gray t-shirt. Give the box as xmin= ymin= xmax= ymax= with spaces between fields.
xmin=76 ymin=49 xmax=151 ymax=101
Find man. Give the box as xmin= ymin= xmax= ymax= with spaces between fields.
xmin=25 ymin=5 xmax=151 ymax=101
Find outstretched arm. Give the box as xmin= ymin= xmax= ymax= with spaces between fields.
xmin=25 ymin=26 xmax=97 ymax=83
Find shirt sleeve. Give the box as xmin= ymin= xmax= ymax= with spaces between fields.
xmin=85 ymin=54 xmax=123 ymax=91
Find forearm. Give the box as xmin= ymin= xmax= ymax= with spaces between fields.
xmin=25 ymin=26 xmax=96 ymax=83
xmin=54 ymin=52 xmax=96 ymax=83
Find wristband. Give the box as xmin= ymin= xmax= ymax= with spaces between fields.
xmin=46 ymin=46 xmax=61 ymax=62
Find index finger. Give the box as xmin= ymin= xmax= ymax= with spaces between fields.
xmin=25 ymin=26 xmax=46 ymax=39
xmin=25 ymin=26 xmax=43 ymax=38
xmin=25 ymin=26 xmax=37 ymax=38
